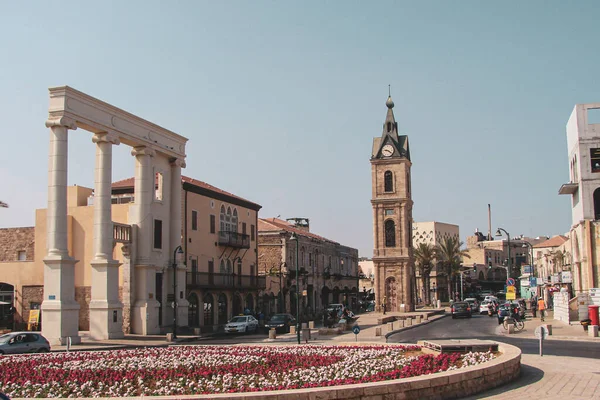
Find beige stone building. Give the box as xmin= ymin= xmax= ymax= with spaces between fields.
xmin=257 ymin=218 xmax=359 ymax=319
xmin=370 ymin=95 xmax=415 ymax=312
xmin=0 ymin=177 xmax=262 ymax=334
xmin=412 ymin=221 xmax=459 ymax=303
xmin=0 ymin=227 xmax=36 ymax=329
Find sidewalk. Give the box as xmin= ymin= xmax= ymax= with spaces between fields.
xmin=496 ymin=309 xmax=600 ymax=342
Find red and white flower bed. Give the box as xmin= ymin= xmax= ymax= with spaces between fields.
xmin=0 ymin=345 xmax=494 ymax=398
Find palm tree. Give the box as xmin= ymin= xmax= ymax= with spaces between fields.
xmin=414 ymin=243 xmax=437 ymax=304
xmin=436 ymin=237 xmax=470 ymax=302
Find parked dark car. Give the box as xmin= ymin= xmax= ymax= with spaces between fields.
xmin=0 ymin=332 xmax=51 ymax=354
xmin=264 ymin=313 xmax=296 ymax=333
xmin=451 ymin=301 xmax=472 ymax=318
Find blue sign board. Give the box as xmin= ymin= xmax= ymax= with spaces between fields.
xmin=506 ymin=278 xmax=515 ymax=286
xmin=352 ymin=325 xmax=361 ymax=335
xmin=523 ymin=265 xmax=533 ymax=274
xmin=529 ymin=277 xmax=537 ymax=287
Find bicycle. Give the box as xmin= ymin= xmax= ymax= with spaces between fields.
xmin=503 ymin=315 xmax=525 ymax=331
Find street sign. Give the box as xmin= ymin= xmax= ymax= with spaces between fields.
xmin=534 ymin=325 xmax=548 ymax=340
xmin=506 ymin=278 xmax=515 ymax=286
xmin=507 ymin=286 xmax=516 ymax=293
xmin=506 ymin=292 xmax=516 ymax=300
xmin=352 ymin=325 xmax=361 ymax=335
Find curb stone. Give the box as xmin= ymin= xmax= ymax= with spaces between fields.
xmin=384 ymin=313 xmax=449 ymax=341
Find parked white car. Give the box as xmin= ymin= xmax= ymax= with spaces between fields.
xmin=479 ymin=301 xmax=491 ymax=314
xmin=224 ymin=315 xmax=259 ymax=334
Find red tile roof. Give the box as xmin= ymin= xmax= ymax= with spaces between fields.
xmin=112 ymin=176 xmax=258 ymax=206
xmin=533 ymin=235 xmax=568 ymax=248
xmin=258 ymin=218 xmax=339 ymax=244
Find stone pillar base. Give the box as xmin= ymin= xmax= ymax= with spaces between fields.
xmin=131 ymin=301 xmax=161 ymax=335
xmin=177 ymin=299 xmax=189 ymax=329
xmin=89 ymin=300 xmax=125 ymax=340
xmin=41 ymin=300 xmax=81 ymax=346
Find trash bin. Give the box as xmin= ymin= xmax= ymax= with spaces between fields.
xmin=589 ymin=305 xmax=600 ymax=326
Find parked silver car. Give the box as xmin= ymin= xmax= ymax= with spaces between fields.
xmin=224 ymin=315 xmax=259 ymax=334
xmin=0 ymin=332 xmax=51 ymax=354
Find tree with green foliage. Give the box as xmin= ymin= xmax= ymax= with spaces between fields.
xmin=414 ymin=242 xmax=438 ymax=304
xmin=436 ymin=237 xmax=470 ymax=301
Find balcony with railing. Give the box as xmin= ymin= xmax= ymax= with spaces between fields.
xmin=113 ymin=223 xmax=132 ymax=243
xmin=187 ymin=272 xmax=266 ymax=290
xmin=218 ymin=230 xmax=250 ymax=248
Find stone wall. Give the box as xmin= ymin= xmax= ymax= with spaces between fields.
xmin=553 ymin=292 xmax=570 ymax=323
xmin=75 ymin=286 xmax=91 ymax=330
xmin=21 ymin=285 xmax=43 ymax=327
xmin=0 ymin=227 xmax=34 ymax=262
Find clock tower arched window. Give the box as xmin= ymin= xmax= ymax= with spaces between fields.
xmin=384 ymin=171 xmax=393 ymax=192
xmin=385 ymin=219 xmax=396 ymax=247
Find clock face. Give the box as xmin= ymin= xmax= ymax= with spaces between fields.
xmin=382 ymin=144 xmax=394 ymax=157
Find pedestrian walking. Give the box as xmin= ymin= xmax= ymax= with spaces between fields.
xmin=537 ymin=297 xmax=547 ymax=322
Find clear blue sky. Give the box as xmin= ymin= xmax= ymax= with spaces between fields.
xmin=1 ymin=1 xmax=598 ymax=257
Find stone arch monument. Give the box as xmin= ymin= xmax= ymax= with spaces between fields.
xmin=42 ymin=86 xmax=188 ymax=345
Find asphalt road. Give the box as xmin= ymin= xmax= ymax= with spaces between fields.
xmin=388 ymin=313 xmax=600 ymax=360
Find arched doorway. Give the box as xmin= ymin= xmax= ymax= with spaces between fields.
xmin=233 ymin=293 xmax=242 ymax=316
xmin=594 ymin=187 xmax=600 ymax=220
xmin=385 ymin=277 xmax=397 ymax=311
xmin=321 ymin=286 xmax=330 ymax=308
xmin=332 ymin=287 xmax=340 ymax=304
xmin=289 ymin=286 xmax=297 ymax=316
xmin=217 ymin=293 xmax=228 ymax=325
xmin=245 ymin=293 xmax=254 ymax=314
xmin=188 ymin=293 xmax=199 ymax=327
xmin=0 ymin=283 xmax=14 ymax=329
xmin=203 ymin=293 xmax=214 ymax=327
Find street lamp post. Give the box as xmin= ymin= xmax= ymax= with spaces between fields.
xmin=290 ymin=233 xmax=301 ymax=344
xmin=495 ymin=228 xmax=511 ymax=279
xmin=522 ymin=242 xmax=535 ymax=278
xmin=172 ymin=245 xmax=184 ymax=339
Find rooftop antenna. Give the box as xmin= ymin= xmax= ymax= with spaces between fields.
xmin=388 ymin=84 xmax=391 ymax=97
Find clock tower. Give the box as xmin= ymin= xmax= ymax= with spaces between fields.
xmin=370 ymin=94 xmax=415 ymax=312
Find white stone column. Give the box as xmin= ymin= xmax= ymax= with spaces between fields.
xmin=130 ymin=146 xmax=160 ymax=335
xmin=89 ymin=132 xmax=124 ymax=340
xmin=132 ymin=146 xmax=155 ymax=263
xmin=170 ymin=158 xmax=189 ymax=327
xmin=41 ymin=116 xmax=81 ymax=346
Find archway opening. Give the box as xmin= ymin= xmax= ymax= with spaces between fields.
xmin=245 ymin=293 xmax=254 ymax=314
xmin=188 ymin=293 xmax=199 ymax=327
xmin=233 ymin=293 xmax=242 ymax=316
xmin=217 ymin=293 xmax=228 ymax=325
xmin=203 ymin=293 xmax=214 ymax=327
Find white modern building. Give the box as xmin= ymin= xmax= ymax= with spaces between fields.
xmin=559 ymin=103 xmax=600 ymax=293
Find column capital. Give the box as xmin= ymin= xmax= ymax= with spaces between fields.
xmin=131 ymin=146 xmax=155 ymax=158
xmin=170 ymin=158 xmax=186 ymax=168
xmin=92 ymin=132 xmax=120 ymax=145
xmin=45 ymin=116 xmax=77 ymax=130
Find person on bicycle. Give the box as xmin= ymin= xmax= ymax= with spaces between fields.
xmin=510 ymin=303 xmax=522 ymax=323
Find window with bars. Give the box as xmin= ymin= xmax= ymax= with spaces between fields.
xmin=191 ymin=210 xmax=198 ymax=231
xmin=385 ymin=219 xmax=395 ymax=247
xmin=384 ymin=171 xmax=393 ymax=192
xmin=154 ymin=219 xmax=162 ymax=249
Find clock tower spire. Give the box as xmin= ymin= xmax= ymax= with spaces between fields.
xmin=370 ymin=93 xmax=415 ymax=312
